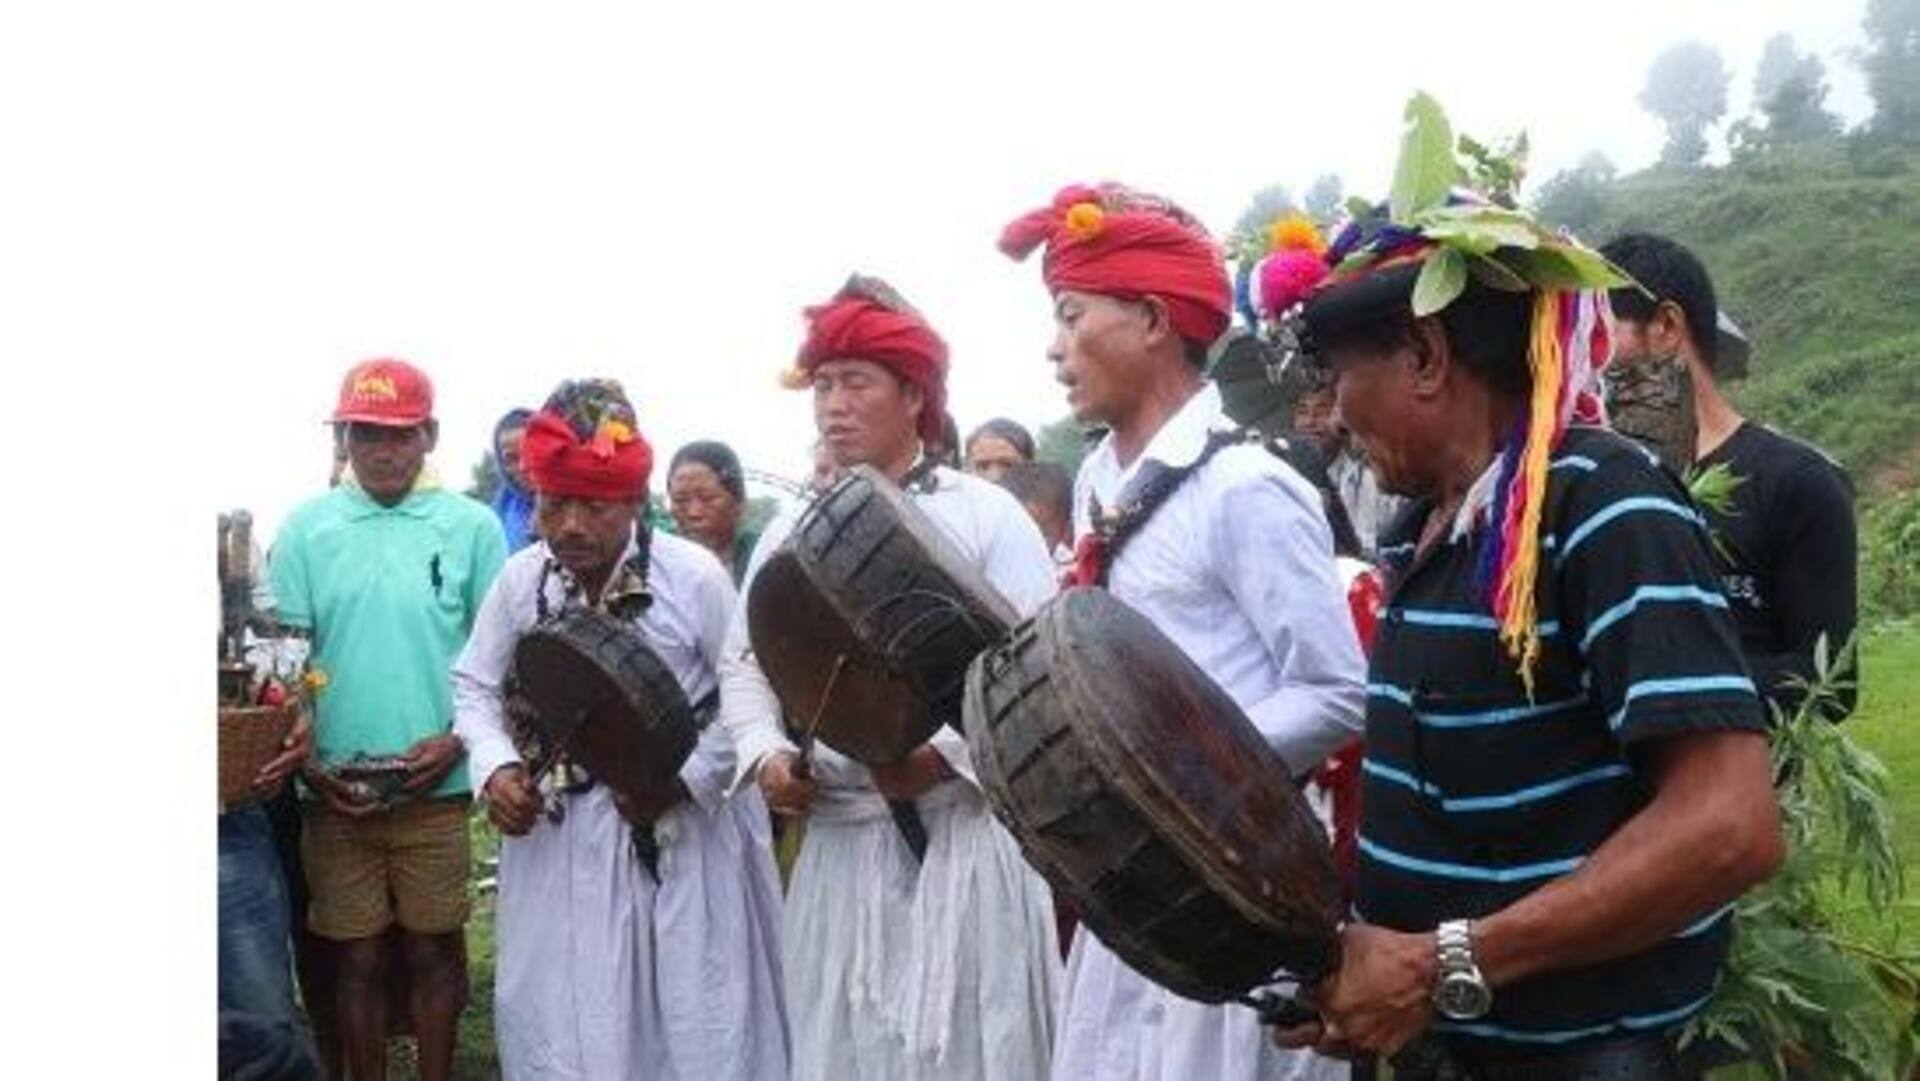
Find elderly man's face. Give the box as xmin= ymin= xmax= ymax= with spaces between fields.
xmin=343 ymin=421 xmax=435 ymax=506
xmin=812 ymin=358 xmax=923 ymax=470
xmin=1047 ymin=290 xmax=1159 ymax=428
xmin=1325 ymin=338 xmax=1432 ymax=499
xmin=536 ymin=494 xmax=637 ymax=579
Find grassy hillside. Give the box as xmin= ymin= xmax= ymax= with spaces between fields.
xmin=1584 ymin=143 xmax=1920 ymax=490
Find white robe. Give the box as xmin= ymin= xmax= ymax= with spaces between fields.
xmin=453 ymin=533 xmax=789 ymax=1081
xmin=1051 ymin=384 xmax=1368 ymax=1081
xmin=719 ymin=465 xmax=1063 ymax=1081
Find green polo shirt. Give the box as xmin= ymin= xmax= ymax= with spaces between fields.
xmin=269 ymin=482 xmax=506 ymax=799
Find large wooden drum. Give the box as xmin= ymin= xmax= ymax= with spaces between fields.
xmin=964 ymin=586 xmax=1343 ymax=1003
xmin=511 ymin=607 xmax=699 ymax=819
xmin=748 ymin=465 xmax=1019 ymax=765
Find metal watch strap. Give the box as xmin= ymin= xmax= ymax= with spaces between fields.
xmin=1437 ymin=918 xmax=1476 ymax=974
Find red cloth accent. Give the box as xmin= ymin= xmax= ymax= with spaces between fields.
xmin=1346 ymin=567 xmax=1384 ymax=651
xmin=796 ymin=294 xmax=950 ymax=444
xmin=1000 ymin=183 xmax=1231 ymax=346
xmin=520 ymin=411 xmax=654 ymax=502
xmin=1064 ymin=533 xmax=1105 ymax=590
xmin=1313 ymin=566 xmax=1386 ymax=900
xmin=331 ymin=357 xmax=433 ymax=425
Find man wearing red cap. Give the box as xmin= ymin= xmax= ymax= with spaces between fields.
xmin=269 ymin=358 xmax=506 ymax=1081
xmin=1001 ymin=185 xmax=1367 ymax=1081
xmin=451 ymin=379 xmax=788 ymax=1081
xmin=719 ymin=276 xmax=1062 ymax=1081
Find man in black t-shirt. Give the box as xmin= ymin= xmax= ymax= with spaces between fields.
xmin=1266 ymin=97 xmax=1784 ymax=1075
xmin=1602 ymin=233 xmax=1858 ymax=721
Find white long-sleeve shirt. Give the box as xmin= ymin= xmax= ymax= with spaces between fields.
xmin=453 ymin=533 xmax=739 ymax=812
xmin=716 ymin=464 xmax=1063 ymax=1081
xmin=1073 ymin=382 xmax=1367 ymax=773
xmin=1054 ymin=382 xmax=1365 ymax=1081
xmin=451 ymin=532 xmax=787 ymax=1081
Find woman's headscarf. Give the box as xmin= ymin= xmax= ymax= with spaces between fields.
xmin=490 ymin=407 xmax=536 ymax=552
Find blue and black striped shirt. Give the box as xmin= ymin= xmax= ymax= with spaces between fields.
xmin=1356 ymin=426 xmax=1765 ymax=1051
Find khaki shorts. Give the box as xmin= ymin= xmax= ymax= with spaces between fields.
xmin=301 ymin=797 xmax=471 ymax=940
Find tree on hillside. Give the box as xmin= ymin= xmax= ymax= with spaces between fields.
xmin=1639 ymin=41 xmax=1731 ymax=166
xmin=1754 ymin=33 xmax=1803 ymax=104
xmin=1035 ymin=416 xmax=1093 ymax=477
xmin=1230 ymin=184 xmax=1297 ymax=241
xmin=1753 ymin=34 xmax=1840 ymax=142
xmin=741 ymin=495 xmax=780 ymax=537
xmin=1862 ymin=0 xmax=1920 ymax=140
xmin=467 ymin=452 xmax=501 ymax=502
xmin=1532 ymin=152 xmax=1617 ymax=234
xmin=1303 ymin=174 xmax=1345 ymax=224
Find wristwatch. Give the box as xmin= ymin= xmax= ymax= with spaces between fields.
xmin=1431 ymin=919 xmax=1493 ymax=1020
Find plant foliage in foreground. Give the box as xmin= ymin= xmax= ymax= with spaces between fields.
xmin=1684 ymin=637 xmax=1920 ymax=1078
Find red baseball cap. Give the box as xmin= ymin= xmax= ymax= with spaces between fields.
xmin=331 ymin=357 xmax=434 ymax=426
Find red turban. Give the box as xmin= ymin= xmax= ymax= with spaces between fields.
xmin=521 ymin=379 xmax=654 ymax=502
xmin=999 ymin=182 xmax=1231 ymax=346
xmin=791 ymin=275 xmax=950 ymax=444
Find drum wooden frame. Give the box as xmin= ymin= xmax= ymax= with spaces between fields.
xmin=510 ymin=606 xmax=699 ymax=818
xmin=965 ymin=587 xmax=1343 ymax=1003
xmin=748 ymin=465 xmax=1018 ymax=765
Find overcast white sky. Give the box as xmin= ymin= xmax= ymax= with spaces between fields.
xmin=0 ymin=3 xmax=1888 ymax=1064
xmin=11 ymin=1 xmax=1880 ymax=544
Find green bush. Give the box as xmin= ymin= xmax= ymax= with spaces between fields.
xmin=1740 ymin=331 xmax=1920 ymax=481
xmin=1583 ymin=143 xmax=1920 ymax=485
xmin=1863 ymin=488 xmax=1920 ymax=622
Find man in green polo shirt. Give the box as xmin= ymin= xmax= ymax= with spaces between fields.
xmin=271 ymin=357 xmax=505 ymax=1081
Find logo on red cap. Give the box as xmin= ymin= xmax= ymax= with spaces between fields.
xmin=332 ymin=358 xmax=433 ymax=426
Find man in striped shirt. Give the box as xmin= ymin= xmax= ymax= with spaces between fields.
xmin=1268 ymin=199 xmax=1784 ymax=1072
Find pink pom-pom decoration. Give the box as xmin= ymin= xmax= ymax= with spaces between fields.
xmin=1256 ymin=249 xmax=1330 ymax=318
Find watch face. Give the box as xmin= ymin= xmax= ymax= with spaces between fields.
xmin=1435 ymin=973 xmax=1493 ymax=1020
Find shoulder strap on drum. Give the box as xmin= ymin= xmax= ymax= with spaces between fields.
xmin=900 ymin=454 xmax=940 ymax=495
xmin=1079 ymin=428 xmax=1243 ymax=587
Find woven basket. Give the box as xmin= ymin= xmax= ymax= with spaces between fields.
xmin=218 ymin=702 xmax=299 ymax=810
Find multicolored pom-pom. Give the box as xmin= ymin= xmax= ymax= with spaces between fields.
xmin=1256 ymin=249 xmax=1331 ymax=318
xmin=589 ymin=419 xmax=635 ymax=459
xmin=1266 ymin=213 xmax=1328 ymax=256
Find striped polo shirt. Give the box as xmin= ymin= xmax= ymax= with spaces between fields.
xmin=1356 ymin=426 xmax=1765 ymax=1051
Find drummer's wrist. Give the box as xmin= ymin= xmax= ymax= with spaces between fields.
xmin=481 ymin=761 xmax=525 ymax=789
xmin=1464 ymin=909 xmax=1531 ymax=989
xmin=753 ymin=749 xmax=793 ymax=782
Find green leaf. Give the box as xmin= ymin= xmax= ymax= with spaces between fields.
xmin=1344 ymin=195 xmax=1374 ymax=222
xmin=1389 ymin=92 xmax=1458 ymax=223
xmin=1686 ymin=461 xmax=1747 ymax=516
xmin=1418 ymin=215 xmax=1541 ymax=255
xmin=1420 ymin=202 xmax=1540 ymax=227
xmin=1551 ymin=242 xmax=1633 ymax=286
xmin=1411 ymin=247 xmax=1468 ymax=316
xmin=1333 ymin=250 xmax=1374 ymax=277
xmin=1469 ymin=254 xmax=1531 ymax=292
xmin=1503 ymin=245 xmax=1632 ymax=290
